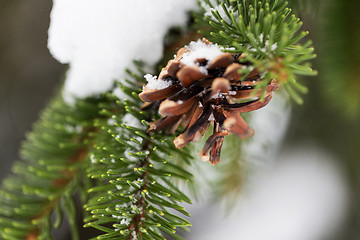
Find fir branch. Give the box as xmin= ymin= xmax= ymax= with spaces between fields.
xmin=0 ymin=95 xmax=102 ymax=239
xmin=0 ymin=2 xmax=320 ymax=239
xmin=85 ymin=70 xmax=193 ymax=239
xmin=198 ymin=0 xmax=317 ymax=104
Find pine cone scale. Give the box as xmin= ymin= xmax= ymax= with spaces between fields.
xmin=182 ymin=103 xmax=203 ymax=129
xmin=221 ymin=93 xmax=273 ymax=113
xmin=210 ymin=78 xmax=231 ymax=97
xmin=176 ymin=66 xmax=208 ymax=88
xmin=148 ymin=115 xmax=182 ymax=132
xmin=139 ymin=83 xmax=182 ymax=102
xmin=223 ymin=63 xmax=243 ymax=81
xmin=223 ymin=112 xmax=254 ymax=139
xmin=159 ymin=96 xmax=197 ymax=117
xmin=200 ymin=131 xmax=228 ymax=162
xmin=208 ymin=52 xmax=234 ymax=69
xmin=168 ymin=84 xmax=204 ymax=102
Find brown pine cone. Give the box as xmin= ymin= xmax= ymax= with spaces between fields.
xmin=139 ymin=38 xmax=279 ymax=165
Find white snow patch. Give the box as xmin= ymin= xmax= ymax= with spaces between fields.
xmin=113 ymin=87 xmax=127 ymax=100
xmin=90 ymin=154 xmax=96 ymax=164
xmin=124 ymin=149 xmax=137 ymax=161
xmin=259 ymin=33 xmax=264 ymax=43
xmin=122 ymin=113 xmax=143 ymax=129
xmin=116 ymin=203 xmax=128 ymax=209
xmin=181 ymin=39 xmax=224 ymax=67
xmin=131 ymin=231 xmax=138 ymax=240
xmin=64 ymin=124 xmax=83 ymax=133
xmin=107 ymin=118 xmax=116 ymax=126
xmin=112 ymin=214 xmax=122 ymax=220
xmin=208 ymin=113 xmax=215 ymax=121
xmin=251 ymin=33 xmax=278 ymax=54
xmin=120 ymin=218 xmax=130 ymax=225
xmin=144 ymin=74 xmax=172 ymax=90
xmin=136 ymin=178 xmax=144 ymax=184
xmin=48 ymin=0 xmax=198 ymax=100
xmin=262 ymin=40 xmax=278 ymax=53
xmin=202 ymin=1 xmax=237 ymax=25
xmin=198 ymin=66 xmax=208 ymax=75
xmin=186 ymin=147 xmax=348 ymax=240
xmin=270 ymin=43 xmax=278 ymax=51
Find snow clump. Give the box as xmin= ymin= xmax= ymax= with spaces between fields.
xmin=48 ymin=0 xmax=197 ymax=101
xmin=144 ymin=74 xmax=172 ymax=90
xmin=181 ymin=39 xmax=224 ymax=66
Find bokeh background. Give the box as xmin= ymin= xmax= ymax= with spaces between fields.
xmin=0 ymin=0 xmax=65 ymax=179
xmin=0 ymin=0 xmax=359 ymax=239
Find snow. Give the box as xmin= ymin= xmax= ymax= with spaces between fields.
xmin=259 ymin=33 xmax=264 ymax=43
xmin=48 ymin=0 xmax=197 ymax=101
xmin=183 ymin=93 xmax=347 ymax=240
xmin=144 ymin=74 xmax=172 ymax=90
xmin=113 ymin=86 xmax=128 ymax=100
xmin=131 ymin=231 xmax=138 ymax=240
xmin=64 ymin=124 xmax=83 ymax=133
xmin=263 ymin=39 xmax=278 ymax=53
xmin=120 ymin=218 xmax=130 ymax=226
xmin=198 ymin=66 xmax=208 ymax=75
xmin=181 ymin=39 xmax=224 ymax=66
xmin=205 ymin=5 xmax=234 ymax=25
xmin=251 ymin=33 xmax=278 ymax=54
xmin=107 ymin=118 xmax=116 ymax=126
xmin=270 ymin=43 xmax=278 ymax=51
xmin=208 ymin=113 xmax=215 ymax=121
xmin=122 ymin=113 xmax=143 ymax=129
xmin=202 ymin=1 xmax=237 ymax=25
xmin=112 ymin=214 xmax=122 ymax=220
xmin=186 ymin=147 xmax=348 ymax=240
xmin=90 ymin=154 xmax=96 ymax=163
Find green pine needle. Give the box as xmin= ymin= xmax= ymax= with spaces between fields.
xmin=85 ymin=67 xmax=194 ymax=240
xmin=198 ymin=0 xmax=317 ymax=103
xmin=0 ymin=95 xmax=102 ymax=239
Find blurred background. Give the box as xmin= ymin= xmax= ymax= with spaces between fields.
xmin=0 ymin=0 xmax=359 ymax=239
xmin=0 ymin=0 xmax=65 ymax=179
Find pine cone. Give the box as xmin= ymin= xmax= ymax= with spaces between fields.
xmin=139 ymin=38 xmax=279 ymax=165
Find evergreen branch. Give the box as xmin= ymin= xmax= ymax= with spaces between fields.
xmin=0 ymin=95 xmax=102 ymax=239
xmin=85 ymin=70 xmax=193 ymax=239
xmin=198 ymin=0 xmax=317 ymax=104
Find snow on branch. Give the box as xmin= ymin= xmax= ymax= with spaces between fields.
xmin=48 ymin=0 xmax=197 ymax=101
